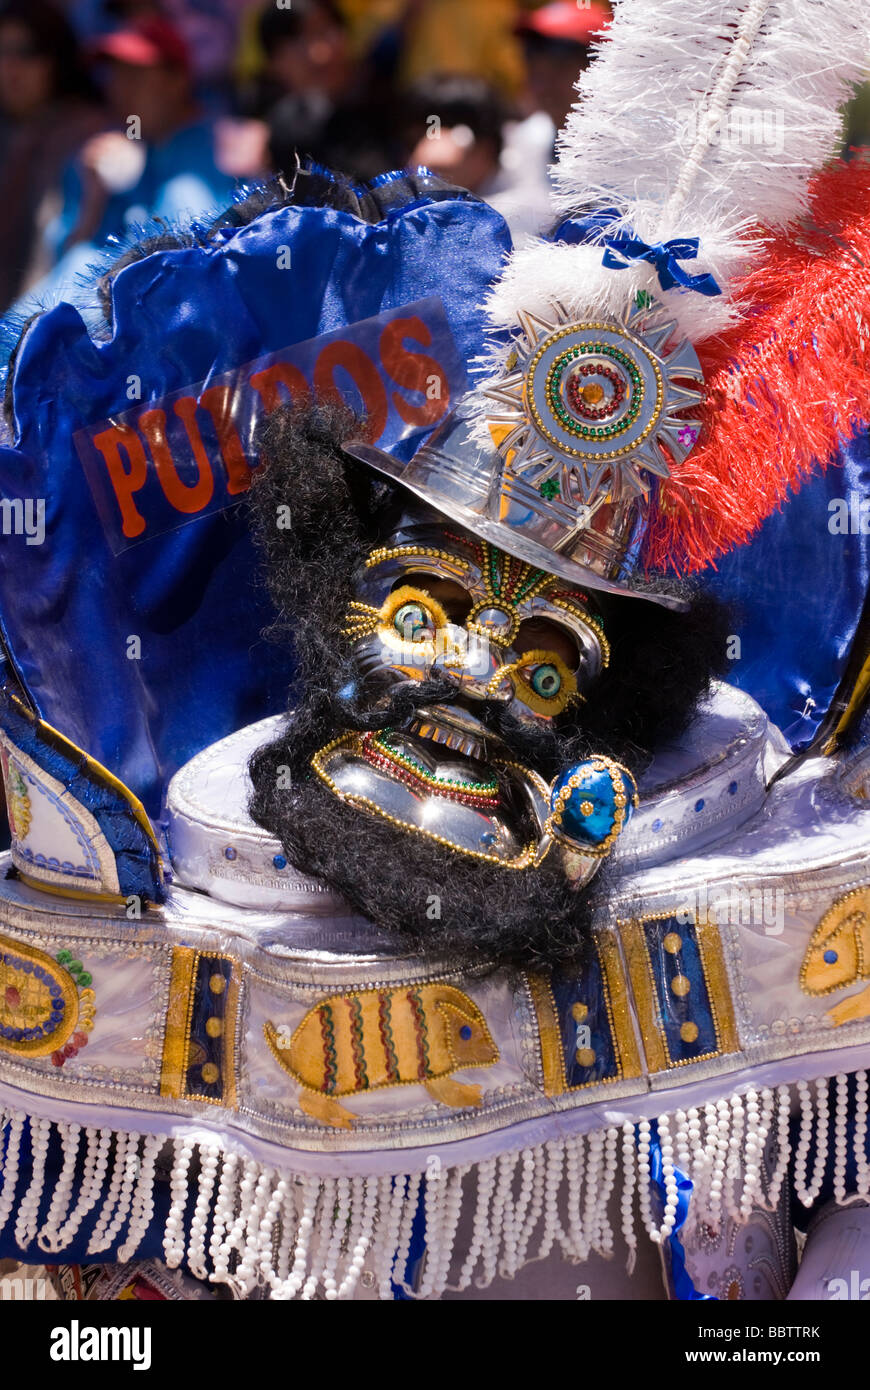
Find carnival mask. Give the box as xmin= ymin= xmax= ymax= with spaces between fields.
xmin=341 ymin=520 xmax=609 ymax=727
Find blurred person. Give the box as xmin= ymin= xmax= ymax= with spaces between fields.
xmin=257 ymin=0 xmax=398 ymax=182
xmin=0 ymin=0 xmax=103 ymax=310
xmin=517 ymin=1 xmax=610 ymax=131
xmin=51 ymin=16 xmax=237 ymax=258
xmin=68 ymin=0 xmax=247 ymax=111
xmin=489 ymin=0 xmax=611 ymax=236
xmin=245 ymin=0 xmax=353 ymax=120
xmin=399 ymin=75 xmax=508 ymax=195
xmin=399 ymin=0 xmax=525 ymax=96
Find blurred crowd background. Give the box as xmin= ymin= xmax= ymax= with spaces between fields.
xmin=0 ymin=0 xmax=868 ymax=317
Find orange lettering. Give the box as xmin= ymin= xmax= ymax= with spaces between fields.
xmin=249 ymin=361 xmax=311 ymax=414
xmin=379 ymin=316 xmax=449 ymax=427
xmin=90 ymin=423 xmax=149 ymax=539
xmin=313 ymin=341 xmax=388 ymax=443
xmin=198 ymin=385 xmax=254 ymax=495
xmin=139 ymin=401 xmax=215 ymax=515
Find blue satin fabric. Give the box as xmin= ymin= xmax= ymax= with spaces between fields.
xmin=643 ymin=915 xmax=719 ymax=1065
xmin=0 ymin=183 xmax=511 ymax=815
xmin=701 ymin=431 xmax=870 ymax=749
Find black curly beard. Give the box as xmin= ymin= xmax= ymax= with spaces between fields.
xmin=246 ymin=400 xmax=732 ymax=970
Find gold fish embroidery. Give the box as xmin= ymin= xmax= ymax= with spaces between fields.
xmin=800 ymin=886 xmax=870 ymax=1026
xmin=265 ymin=982 xmax=498 ymax=1129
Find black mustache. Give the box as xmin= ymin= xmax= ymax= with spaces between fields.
xmin=472 ymin=698 xmax=589 ymax=777
xmin=333 ymin=676 xmax=463 ymax=732
xmin=333 ymin=675 xmax=590 ymax=779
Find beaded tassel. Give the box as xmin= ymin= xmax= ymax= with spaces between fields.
xmin=3 ymin=1075 xmax=870 ymax=1298
xmin=0 ymin=1112 xmax=23 ymax=1238
xmin=36 ymin=1120 xmax=81 ymax=1252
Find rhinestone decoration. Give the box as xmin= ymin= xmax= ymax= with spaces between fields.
xmin=483 ymin=303 xmax=704 ymax=506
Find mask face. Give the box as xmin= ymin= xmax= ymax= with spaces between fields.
xmin=343 ymin=520 xmax=609 ymax=725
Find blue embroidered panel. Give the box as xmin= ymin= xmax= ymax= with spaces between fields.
xmin=642 ymin=915 xmax=717 ymax=1064
xmin=185 ymin=954 xmax=233 ymax=1104
xmin=551 ymin=954 xmax=620 ymax=1088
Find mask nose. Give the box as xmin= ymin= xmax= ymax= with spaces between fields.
xmin=431 ymin=624 xmax=513 ymax=702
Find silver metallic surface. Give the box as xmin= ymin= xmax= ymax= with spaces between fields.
xmin=6 ymin=695 xmax=870 ymax=1163
xmin=346 ymin=304 xmax=704 ymax=612
xmin=318 ymin=721 xmax=551 ymax=864
xmin=352 ymin=517 xmax=605 ymax=721
xmin=165 ymin=682 xmax=781 ymax=909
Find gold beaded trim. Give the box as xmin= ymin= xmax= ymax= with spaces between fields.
xmin=544 ymin=756 xmax=638 ymax=857
xmin=525 ymin=321 xmax=665 ymax=462
xmin=366 ymin=732 xmax=499 ymax=797
xmin=799 ymin=885 xmax=870 ymax=996
xmin=359 ymin=540 xmax=609 ymax=677
xmin=549 ymin=596 xmax=611 ymax=668
xmin=466 ymin=597 xmax=522 ymax=645
xmin=364 ymin=544 xmax=475 ymax=573
xmin=311 ymin=733 xmax=540 ymax=869
xmin=527 ymin=932 xmax=643 ymax=1096
xmin=341 ymin=600 xmax=381 ymax=639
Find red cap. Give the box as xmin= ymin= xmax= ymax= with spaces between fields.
xmin=93 ymin=17 xmax=191 ymax=73
xmin=517 ymin=2 xmax=610 ymax=44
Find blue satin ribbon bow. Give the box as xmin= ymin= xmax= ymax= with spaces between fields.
xmin=602 ymin=233 xmax=722 ymax=297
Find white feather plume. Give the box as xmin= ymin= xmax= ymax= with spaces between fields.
xmin=484 ymin=0 xmax=869 ymax=347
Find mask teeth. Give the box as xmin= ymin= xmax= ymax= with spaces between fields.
xmin=409 ymin=718 xmax=484 ymax=759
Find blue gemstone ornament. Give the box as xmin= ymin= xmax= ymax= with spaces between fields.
xmin=549 ymin=760 xmax=635 ymax=851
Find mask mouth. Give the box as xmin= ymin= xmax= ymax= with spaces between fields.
xmin=409 ymin=702 xmax=506 ymax=760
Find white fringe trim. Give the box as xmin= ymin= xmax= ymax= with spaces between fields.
xmin=1 ymin=1074 xmax=866 ymax=1299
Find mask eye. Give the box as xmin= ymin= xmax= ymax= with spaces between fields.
xmin=393 ymin=601 xmax=433 ymax=641
xmin=375 ymin=585 xmax=448 ymax=649
xmin=507 ymin=649 xmax=578 ymax=716
xmin=529 ymin=663 xmax=562 ymax=698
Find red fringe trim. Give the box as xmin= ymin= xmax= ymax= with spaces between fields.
xmin=643 ymin=158 xmax=870 ymax=573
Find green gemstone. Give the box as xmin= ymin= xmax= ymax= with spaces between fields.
xmin=56 ymin=949 xmax=72 ymax=965
xmin=78 ymin=972 xmax=92 ymax=988
xmin=539 ymin=478 xmax=561 ymax=500
xmin=69 ymin=960 xmax=83 ymax=975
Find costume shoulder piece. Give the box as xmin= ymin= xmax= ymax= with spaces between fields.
xmin=0 ymin=0 xmax=869 ymax=1305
